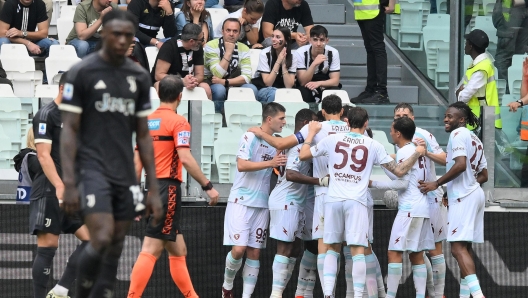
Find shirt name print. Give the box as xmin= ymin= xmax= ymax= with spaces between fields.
xmin=95 ymin=93 xmax=136 ymax=116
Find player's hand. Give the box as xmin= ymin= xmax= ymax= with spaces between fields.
xmin=270 ymin=154 xmax=287 ymax=168
xmin=418 ymin=180 xmax=437 ymax=193
xmin=415 ymin=144 xmax=426 ymax=156
xmin=145 ymin=192 xmax=163 ymax=226
xmin=62 ymin=184 xmax=80 ymax=215
xmin=247 ymin=126 xmax=264 ymax=138
xmin=224 ymin=41 xmax=236 ymax=53
xmin=308 ymin=120 xmax=322 ymax=134
xmin=507 ymin=101 xmax=522 ymax=112
xmin=305 ymin=81 xmax=321 ymax=91
xmin=100 ymin=6 xmax=113 ymax=18
xmin=206 ymin=188 xmax=219 ymax=206
xmin=319 ymin=174 xmax=330 ymax=186
xmin=312 ymin=54 xmax=326 ymax=67
xmin=26 ymin=41 xmax=41 ymax=55
xmin=6 ymin=28 xmax=22 ymax=38
xmin=384 ymin=4 xmax=395 ymax=13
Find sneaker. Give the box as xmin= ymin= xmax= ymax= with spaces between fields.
xmin=46 ymin=290 xmax=69 ymax=298
xmin=222 ymin=287 xmax=233 ymax=298
xmin=360 ymin=92 xmax=390 ymax=104
xmin=295 ymin=296 xmax=304 ymax=298
xmin=350 ymin=90 xmax=374 ymax=103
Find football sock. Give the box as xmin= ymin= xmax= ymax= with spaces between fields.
xmin=423 ymin=254 xmax=435 ymax=297
xmin=386 ymin=263 xmax=402 ymax=298
xmin=295 ymin=250 xmax=317 ymax=298
xmin=223 ymin=251 xmax=242 ymax=290
xmin=465 ymin=274 xmax=484 ymax=298
xmin=89 ymin=254 xmax=119 ymax=298
xmin=431 ymin=254 xmax=446 ymax=298
xmin=127 ymin=252 xmax=156 ymax=298
xmin=317 ymin=253 xmax=326 ymax=292
xmin=169 ymin=256 xmax=198 ymax=298
xmin=412 ymin=264 xmax=427 ymax=298
xmin=33 ymin=247 xmax=56 ymax=298
xmin=343 ymin=247 xmax=354 ymax=298
xmin=271 ymin=255 xmax=289 ymax=297
xmin=459 ymin=278 xmax=470 ymax=298
xmin=242 ymin=258 xmax=260 ymax=298
xmin=372 ymin=251 xmax=386 ymax=297
xmin=365 ymin=254 xmax=378 ymax=298
xmin=285 ymin=257 xmax=297 ymax=286
xmin=57 ymin=241 xmax=88 ymax=293
xmin=75 ymin=243 xmax=102 ymax=298
xmin=323 ymin=250 xmax=339 ymax=296
xmin=352 ymin=254 xmax=366 ymax=298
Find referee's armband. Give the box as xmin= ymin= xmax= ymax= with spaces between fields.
xmin=295 ymin=132 xmax=304 ymax=144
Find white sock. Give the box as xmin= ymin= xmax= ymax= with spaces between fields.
xmin=223 ymin=251 xmax=243 ymax=290
xmin=270 ymin=255 xmax=289 ymax=297
xmin=423 ymin=254 xmax=435 ymax=297
xmin=459 ymin=278 xmax=470 ymax=298
xmin=51 ymin=285 xmax=68 ymax=296
xmin=242 ymin=258 xmax=260 ymax=298
xmin=352 ymin=254 xmax=366 ymax=298
xmin=465 ymin=274 xmax=484 ymax=298
xmin=412 ymin=264 xmax=427 ymax=298
xmin=323 ymin=250 xmax=339 ymax=296
xmin=431 ymin=254 xmax=446 ymax=298
xmin=372 ymin=251 xmax=386 ymax=297
xmin=317 ymin=253 xmax=326 ymax=292
xmin=295 ymin=250 xmax=317 ymax=298
xmin=386 ymin=263 xmax=402 ymax=298
xmin=285 ymin=257 xmax=296 ymax=286
xmin=365 ymin=254 xmax=378 ymax=298
xmin=343 ymin=246 xmax=354 ymax=298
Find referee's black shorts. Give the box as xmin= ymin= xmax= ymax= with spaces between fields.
xmin=145 ymin=178 xmax=183 ymax=241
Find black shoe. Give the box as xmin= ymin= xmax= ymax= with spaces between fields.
xmin=361 ymin=92 xmax=390 ymax=104
xmin=350 ymin=90 xmax=374 ymax=103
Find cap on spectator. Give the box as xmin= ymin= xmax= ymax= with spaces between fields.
xmin=464 ymin=29 xmax=489 ymax=50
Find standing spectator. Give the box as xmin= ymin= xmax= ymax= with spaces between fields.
xmin=66 ymin=0 xmax=119 ymax=58
xmin=294 ymin=25 xmax=341 ymax=103
xmin=204 ymin=18 xmax=258 ymax=112
xmin=492 ymin=0 xmax=528 ymax=92
xmin=215 ymin=0 xmax=264 ymax=46
xmin=0 ymin=0 xmax=58 ymax=57
xmin=259 ymin=0 xmax=313 ymax=48
xmin=350 ymin=0 xmax=395 ymax=104
xmin=152 ymin=23 xmax=212 ymax=99
xmin=127 ymin=0 xmax=177 ymax=48
xmin=252 ymin=27 xmax=296 ymax=103
xmin=175 ymin=0 xmax=213 ymax=42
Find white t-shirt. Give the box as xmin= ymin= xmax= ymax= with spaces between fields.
xmin=214 ymin=8 xmax=261 ymax=40
xmin=253 ymin=46 xmax=297 ymax=78
xmin=395 ymin=143 xmax=430 ymax=217
xmin=297 ymin=120 xmax=349 ymax=196
xmin=446 ymin=127 xmax=487 ymax=203
xmin=228 ymin=132 xmax=277 ymax=208
xmin=414 ymin=127 xmax=445 ymax=202
xmin=268 ymin=144 xmax=312 ymax=210
xmin=294 ymin=44 xmax=340 ymax=75
xmin=310 ymin=132 xmax=393 ymax=205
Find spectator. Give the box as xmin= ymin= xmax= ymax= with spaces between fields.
xmin=204 ymin=18 xmax=258 ymax=112
xmin=152 ymin=23 xmax=212 ymax=99
xmin=0 ymin=0 xmax=58 ymax=57
xmin=492 ymin=0 xmax=528 ymax=92
xmin=0 ymin=60 xmax=12 ymax=90
xmin=214 ymin=0 xmax=264 ymax=47
xmin=127 ymin=0 xmax=177 ymax=48
xmin=43 ymin=0 xmax=52 ymax=24
xmin=224 ymin=0 xmax=243 ymax=13
xmin=294 ymin=25 xmax=341 ymax=103
xmin=175 ymin=0 xmax=213 ymax=42
xmin=175 ymin=0 xmax=221 ymax=9
xmin=127 ymin=41 xmax=150 ymax=70
xmin=66 ymin=0 xmax=119 ymax=58
xmin=457 ymin=29 xmax=502 ymax=131
xmin=259 ymin=0 xmax=313 ymax=48
xmin=252 ymin=27 xmax=296 ymax=103
xmin=350 ymin=0 xmax=394 ymax=104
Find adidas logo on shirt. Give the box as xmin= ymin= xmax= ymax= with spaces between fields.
xmin=94 ymin=80 xmax=107 ymax=90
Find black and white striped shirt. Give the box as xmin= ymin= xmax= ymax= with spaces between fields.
xmin=0 ymin=0 xmax=48 ymax=33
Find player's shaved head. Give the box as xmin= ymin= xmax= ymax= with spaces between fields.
xmin=393 ymin=117 xmax=416 ymax=141
xmin=347 ymin=107 xmax=369 ymax=129
xmin=262 ymin=102 xmax=286 ymax=122
xmin=159 ymin=75 xmax=184 ymax=103
xmin=321 ymin=94 xmax=342 ymax=115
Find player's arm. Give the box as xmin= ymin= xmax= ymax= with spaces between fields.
xmin=36 ymin=143 xmax=64 ymax=199
xmin=418 ymin=156 xmax=466 ymax=193
xmin=369 ymin=179 xmax=409 ymax=190
xmin=177 ymin=148 xmax=219 ymax=205
xmin=476 ymin=168 xmax=488 ymax=185
xmin=285 ymin=169 xmax=321 ymax=185
xmin=237 ymin=154 xmax=285 ymax=172
xmin=134 ymin=150 xmax=142 ymax=183
xmin=426 ymin=151 xmax=447 ymax=166
xmin=136 ymin=117 xmax=159 ymax=197
xmin=60 ymin=111 xmax=81 ymax=214
xmin=381 ymin=146 xmax=425 ymax=177
xmin=247 ymin=127 xmax=299 ymax=150
xmin=414 ymin=136 xmax=447 ymax=165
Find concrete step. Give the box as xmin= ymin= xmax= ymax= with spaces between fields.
xmin=343 ymin=85 xmax=419 ymax=104
xmin=311 ymin=4 xmax=346 ymax=24
xmin=323 ymin=24 xmax=362 ymax=38
xmin=341 ymin=65 xmax=402 ymax=80
xmin=331 ymin=44 xmax=401 ymax=65
xmin=305 ymin=0 xmax=329 ymax=4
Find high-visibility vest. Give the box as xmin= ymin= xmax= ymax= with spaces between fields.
xmin=354 ymin=0 xmax=381 ymax=20
xmin=463 ymin=57 xmax=502 ymax=130
xmin=521 ymin=106 xmax=528 ymax=141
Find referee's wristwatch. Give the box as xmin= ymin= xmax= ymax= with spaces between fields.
xmin=516 ymin=99 xmax=524 ymax=106
xmin=202 ymin=181 xmax=214 ymax=191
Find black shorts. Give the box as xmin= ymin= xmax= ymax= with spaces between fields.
xmin=29 ymin=196 xmax=83 ymax=235
xmin=145 ymin=179 xmax=182 ymax=241
xmin=78 ymin=169 xmax=143 ymax=221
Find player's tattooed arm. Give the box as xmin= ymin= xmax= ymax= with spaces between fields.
xmin=60 ymin=111 xmax=81 ymax=215
xmin=381 ymin=150 xmax=423 ymax=177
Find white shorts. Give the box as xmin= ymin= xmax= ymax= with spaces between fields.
xmin=429 ymin=200 xmax=448 ymax=242
xmin=301 ymin=199 xmax=314 ymax=241
xmin=269 ymin=208 xmax=304 ymax=242
xmin=223 ymin=202 xmax=269 ymax=249
xmin=447 ymin=187 xmax=485 ymax=243
xmin=388 ymin=215 xmax=435 ymax=252
xmin=368 ymin=201 xmax=374 ymax=244
xmin=324 ymin=200 xmax=368 ymax=247
xmin=312 ymin=194 xmax=325 ymax=240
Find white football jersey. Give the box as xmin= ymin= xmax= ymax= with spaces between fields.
xmin=446 ymin=127 xmax=487 ymax=203
xmin=268 ymin=144 xmax=313 ymax=210
xmin=310 ymin=132 xmax=393 ymax=205
xmin=297 ymin=120 xmax=349 ymax=196
xmin=395 ymin=143 xmax=430 ymax=217
xmin=414 ymin=127 xmax=445 ymax=203
xmin=228 ymin=132 xmax=277 ymax=208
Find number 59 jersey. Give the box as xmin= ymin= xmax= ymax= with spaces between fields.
xmin=446 ymin=127 xmax=487 ymax=203
xmin=310 ymin=132 xmax=393 ymax=206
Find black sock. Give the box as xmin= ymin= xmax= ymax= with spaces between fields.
xmin=75 ymin=243 xmax=102 ymax=298
xmin=33 ymin=247 xmax=57 ymax=298
xmin=57 ymin=241 xmax=88 ymax=290
xmin=89 ymin=254 xmax=120 ymax=298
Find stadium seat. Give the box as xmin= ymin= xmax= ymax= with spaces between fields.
xmin=45 ymin=55 xmax=81 ymax=86
xmin=322 ymin=90 xmax=353 ymax=105
xmin=437 ymin=0 xmax=447 ymax=13
xmin=279 ymin=102 xmax=309 ymax=131
xmin=1 ymin=46 xmax=42 ymax=97
xmin=227 ymin=87 xmax=257 ymax=101
xmin=423 ymin=14 xmax=450 ymax=89
xmin=0 ymin=85 xmax=15 ymax=97
xmin=214 ymin=126 xmax=244 ymax=183
xmin=182 ymin=86 xmax=209 ymax=101
xmin=51 ymin=0 xmax=68 ymax=26
xmin=274 ymin=88 xmax=304 ymax=102
xmin=0 ymin=97 xmax=26 ymax=151
xmin=145 ymin=47 xmax=159 ymax=71
xmin=201 ymin=100 xmax=222 ymax=179
xmin=177 ymin=100 xmax=188 ymax=120
xmin=60 ymin=5 xmax=77 ymax=18
xmin=35 ymin=85 xmax=59 ymax=99
xmin=372 ymin=130 xmax=395 ymax=155
xmin=249 ymin=49 xmax=261 ymax=77
xmin=57 ymin=17 xmax=74 ymax=45
xmin=482 ymin=0 xmax=495 ymax=15
xmin=156 ymin=27 xmax=165 ymax=39
xmin=501 ymin=94 xmax=516 ymax=106
xmin=224 ymin=100 xmax=262 ymax=131
xmin=207 ymin=8 xmax=229 ymax=38
xmin=0 ymin=124 xmax=16 ymax=169
xmin=508 ymin=54 xmax=527 ymax=97
xmin=49 ymin=44 xmax=78 ymax=58
xmin=397 ymin=0 xmax=429 ymax=51
xmin=149 ymin=87 xmax=160 ymax=111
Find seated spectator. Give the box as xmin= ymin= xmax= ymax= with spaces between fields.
xmin=152 ymin=23 xmax=212 ymax=98
xmin=66 ymin=0 xmax=119 ymax=58
xmin=259 ymin=0 xmax=313 ymax=48
xmin=295 ymin=25 xmax=341 ymax=103
xmin=175 ymin=0 xmax=213 ymax=42
xmin=176 ymin=0 xmax=221 ymax=9
xmin=0 ymin=0 xmax=58 ymax=57
xmin=127 ymin=0 xmax=177 ymax=48
xmin=204 ymin=18 xmax=257 ymax=112
xmin=252 ymin=27 xmax=295 ymax=103
xmin=214 ymin=0 xmax=264 ymax=47
xmin=127 ymin=41 xmax=150 ymax=70
xmin=0 ymin=60 xmax=12 ymax=90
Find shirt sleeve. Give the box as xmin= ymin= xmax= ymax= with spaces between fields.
xmin=194 ymin=46 xmax=204 ymax=66
xmin=450 ymin=131 xmax=468 ymax=159
xmin=162 ymin=14 xmax=177 ymax=40
xmin=295 ymin=49 xmax=306 ymax=70
xmin=261 ymin=0 xmax=277 ymax=25
xmin=156 ymin=40 xmax=175 ymax=64
xmin=300 ymin=1 xmax=314 ymax=27
xmin=329 ymin=49 xmax=340 ymax=72
xmin=288 ymin=54 xmax=297 ymax=73
xmin=458 ymin=70 xmax=486 ymax=103
xmin=72 ymin=5 xmax=87 ymax=24
xmin=239 ymin=46 xmax=252 ymax=83
xmin=33 ymin=112 xmax=54 ymax=144
xmin=257 ymin=49 xmax=270 ymax=73
xmin=0 ymin=0 xmax=14 ymax=26
xmin=173 ymin=119 xmax=191 ymax=148
xmin=59 ymin=68 xmax=84 ymax=114
xmin=204 ymin=41 xmax=227 ymax=78
xmin=237 ymin=132 xmax=255 ymax=160
xmin=135 ymin=70 xmax=153 ymax=117
xmin=376 ymin=141 xmax=394 ymax=166
xmin=36 ymin=0 xmax=48 ymax=24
